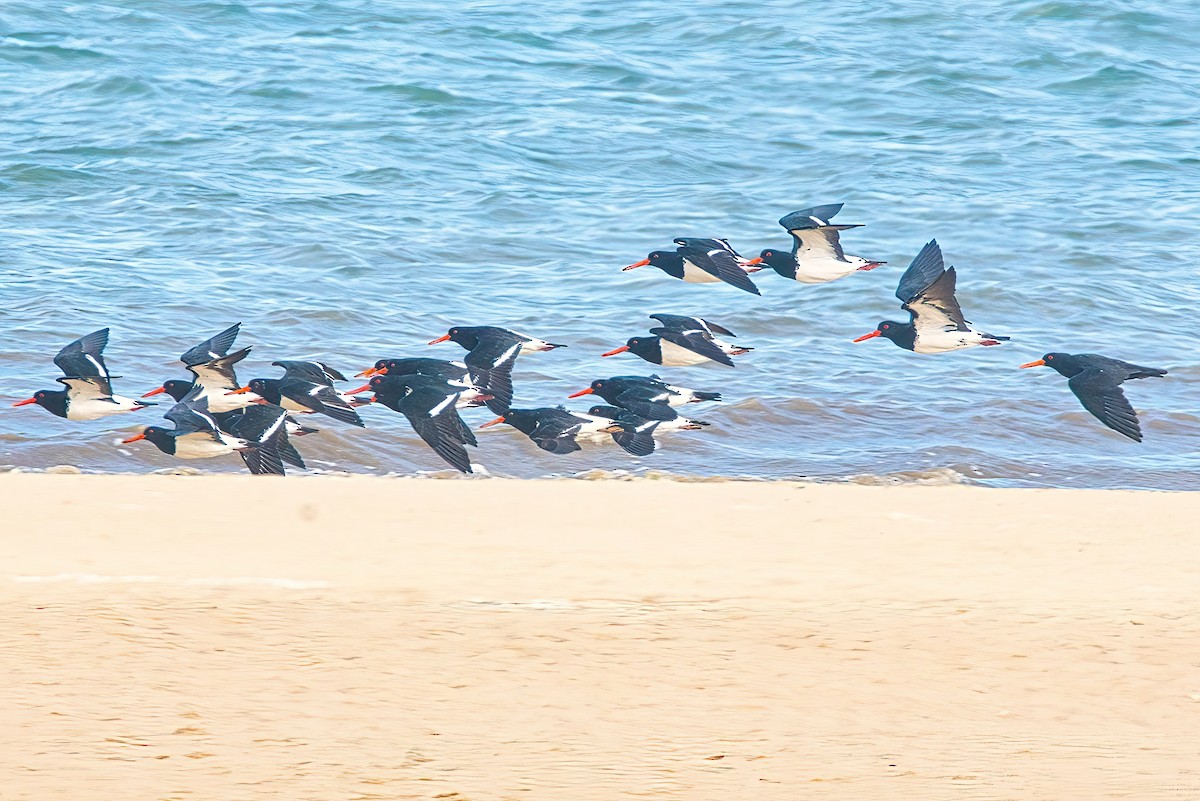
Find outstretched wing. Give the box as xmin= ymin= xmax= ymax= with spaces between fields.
xmin=164 ymin=399 xmax=224 ymax=441
xmin=1067 ymin=368 xmax=1143 ymax=442
xmin=895 ymin=240 xmax=946 ymax=304
xmin=464 ymin=335 xmax=524 ymax=370
xmin=56 ymin=376 xmax=115 ymax=401
xmin=648 ymin=313 xmax=736 ymax=338
xmin=778 ymin=204 xmax=853 ymax=230
xmin=529 ymin=415 xmax=584 ymax=454
xmin=612 ymin=391 xmax=678 ymax=422
xmin=281 ymin=379 xmax=366 ymax=427
xmin=54 ymin=328 xmax=111 ymax=378
xmin=464 ymin=337 xmax=522 ymax=414
xmin=180 ymin=323 xmax=241 ymax=367
xmin=188 ymin=346 xmax=251 ymax=391
xmin=902 ymin=267 xmax=969 ymax=332
xmin=272 ymin=360 xmax=348 ymax=384
xmin=675 ymin=241 xmax=761 ymax=295
xmin=791 ymin=227 xmax=848 ymax=261
xmin=613 ymin=428 xmax=657 ymax=456
xmin=407 ymin=410 xmax=474 ymax=473
xmin=651 ymin=327 xmax=735 ymax=367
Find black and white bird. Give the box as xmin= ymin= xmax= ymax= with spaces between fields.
xmin=624 ymin=238 xmax=762 ymax=295
xmin=140 ymin=379 xmax=319 ymax=450
xmin=1020 ymin=353 xmax=1167 ymax=443
xmin=122 ymin=399 xmax=289 ymax=475
xmin=852 ymin=239 xmax=1009 ymax=353
xmin=428 ymin=325 xmax=566 ymax=413
xmin=746 ymin=204 xmax=884 ymax=284
xmin=601 ymin=321 xmax=746 ymax=367
xmin=364 ymin=373 xmax=479 ymax=473
xmin=648 ymin=313 xmax=751 ymax=357
xmin=478 ymin=406 xmax=638 ymax=455
xmin=13 ymin=328 xmax=155 ymax=420
xmin=271 ymin=360 xmax=372 ymax=408
xmin=579 ymin=405 xmax=661 ymax=456
xmin=353 ymin=357 xmax=492 ymax=408
xmin=567 ymin=375 xmax=721 ymax=407
xmin=142 ymin=323 xmax=258 ymax=413
xmin=584 ymin=402 xmax=708 ymax=433
xmin=228 ymin=375 xmax=366 ymax=427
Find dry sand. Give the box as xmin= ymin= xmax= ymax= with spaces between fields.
xmin=1 ymin=475 xmax=1197 ymax=800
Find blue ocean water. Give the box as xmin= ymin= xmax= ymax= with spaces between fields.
xmin=1 ymin=0 xmax=1198 ymax=487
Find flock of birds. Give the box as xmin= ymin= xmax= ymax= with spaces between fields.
xmin=12 ymin=203 xmax=1169 ymax=475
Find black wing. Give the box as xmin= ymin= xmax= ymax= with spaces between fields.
xmin=272 ymin=360 xmax=348 ymax=384
xmin=648 ymin=313 xmax=736 ymax=338
xmin=1067 ymin=368 xmax=1143 ymax=442
xmin=227 ymin=404 xmax=292 ymax=474
xmin=650 ymin=326 xmax=735 ymax=367
xmin=526 ymin=413 xmax=584 ymax=454
xmin=226 ymin=403 xmax=288 ymax=444
xmin=407 ymin=411 xmax=474 ymax=473
xmin=280 ymin=379 xmax=366 ymax=427
xmin=188 ymin=346 xmax=251 ymax=390
xmin=275 ymin=435 xmax=306 ymax=469
xmin=180 ymin=323 xmax=241 ymax=367
xmin=164 ymin=399 xmax=225 ymax=442
xmin=903 ymin=267 xmax=970 ymax=332
xmin=464 ymin=335 xmax=524 ymax=370
xmin=53 ymin=328 xmax=111 ymax=378
xmin=895 ymin=240 xmax=947 ymax=304
xmin=613 ymin=429 xmax=657 ymax=456
xmin=612 ymin=391 xmax=679 ymax=421
xmin=778 ymin=204 xmax=846 ymax=230
xmin=239 ymin=445 xmax=286 ymax=476
xmin=463 ymin=338 xmax=521 ymax=413
xmin=675 ymin=240 xmax=761 ymax=295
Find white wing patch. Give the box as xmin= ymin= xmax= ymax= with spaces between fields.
xmin=429 ymin=392 xmax=458 ymax=417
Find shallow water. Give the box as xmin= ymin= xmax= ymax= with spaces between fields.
xmin=2 ymin=0 xmax=1198 ymax=488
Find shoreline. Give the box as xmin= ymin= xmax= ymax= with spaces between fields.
xmin=3 ymin=477 xmax=1197 ymax=799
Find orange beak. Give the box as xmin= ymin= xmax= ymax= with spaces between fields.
xmin=601 ymin=345 xmax=630 ymax=357
xmin=121 ymin=432 xmax=147 ymax=443
xmin=1020 ymin=359 xmax=1046 ymax=369
xmin=345 ymin=383 xmax=372 ymax=394
xmin=567 ymin=388 xmax=595 ymax=398
xmin=852 ymin=331 xmax=881 ymax=343
xmin=226 ymin=386 xmax=255 ymax=395
xmin=355 ymin=366 xmax=385 ymax=378
xmin=428 ymin=334 xmax=451 ymax=345
xmin=141 ymin=386 xmax=168 ymax=398
xmin=745 ymin=257 xmax=764 ymax=266
xmin=12 ymin=397 xmax=38 ymax=407
xmin=622 ymin=258 xmax=650 ymax=272
xmin=478 ymin=416 xmax=507 ymax=429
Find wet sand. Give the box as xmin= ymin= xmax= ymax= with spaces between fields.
xmin=2 ymin=476 xmax=1197 ymax=799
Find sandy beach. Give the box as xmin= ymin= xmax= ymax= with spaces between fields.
xmin=1 ymin=476 xmax=1197 ymax=799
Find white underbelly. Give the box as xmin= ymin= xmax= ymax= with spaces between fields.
xmin=680 ymin=261 xmax=721 ymax=283
xmin=173 ymin=436 xmax=241 ymax=459
xmin=659 ymin=341 xmax=713 ymax=366
xmin=912 ymin=328 xmax=985 ymax=354
xmin=793 ymin=255 xmax=858 ymax=284
xmin=195 ymin=384 xmax=257 ymax=413
xmin=66 ymin=396 xmax=137 ymax=421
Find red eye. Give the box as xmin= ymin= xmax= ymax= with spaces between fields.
xmin=882 ymin=324 xmax=889 ymax=330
